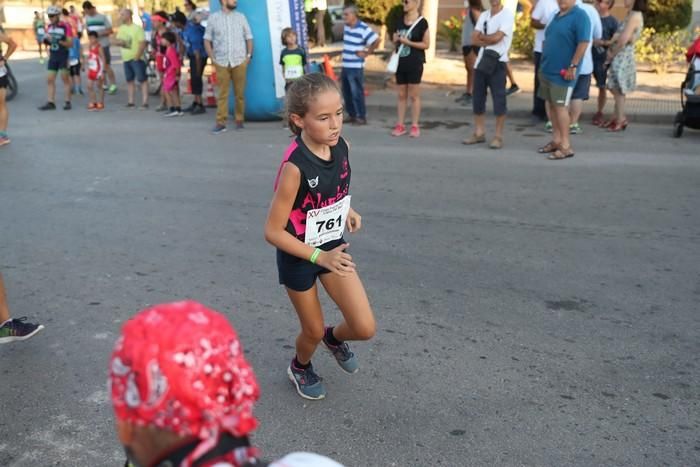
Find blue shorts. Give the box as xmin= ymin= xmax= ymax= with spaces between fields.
xmin=572 ymin=73 xmax=591 ymax=101
xmin=124 ymin=59 xmax=147 ymax=83
xmin=593 ymin=59 xmax=608 ymax=89
xmin=276 ymin=238 xmax=345 ymax=292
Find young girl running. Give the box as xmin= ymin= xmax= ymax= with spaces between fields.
xmin=85 ymin=31 xmax=105 ymax=111
xmin=264 ymin=73 xmax=376 ymax=401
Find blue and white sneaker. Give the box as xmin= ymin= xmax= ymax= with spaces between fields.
xmin=211 ymin=124 xmax=227 ymax=135
xmin=322 ymin=328 xmax=359 ymax=374
xmin=287 ymin=362 xmax=326 ymax=400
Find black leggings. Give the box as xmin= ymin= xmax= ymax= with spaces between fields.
xmin=189 ymin=54 xmax=206 ymax=96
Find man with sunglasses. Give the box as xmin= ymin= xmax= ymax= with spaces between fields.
xmin=38 ymin=5 xmax=73 ymax=111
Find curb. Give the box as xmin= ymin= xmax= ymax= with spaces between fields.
xmin=364 ymin=103 xmax=678 ymax=126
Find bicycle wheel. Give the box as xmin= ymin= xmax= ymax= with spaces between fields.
xmin=5 ymin=66 xmax=17 ymax=101
xmin=147 ymin=60 xmax=161 ymax=96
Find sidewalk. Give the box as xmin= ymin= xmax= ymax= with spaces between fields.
xmin=317 ymin=48 xmax=683 ymax=125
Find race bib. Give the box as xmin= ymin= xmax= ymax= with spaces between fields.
xmin=284 ymin=65 xmax=303 ymax=80
xmin=37 ymin=27 xmax=45 ymax=35
xmin=304 ymin=196 xmax=351 ymax=247
xmin=0 ymin=66 xmax=6 ymax=78
xmin=88 ymin=58 xmax=99 ymax=71
xmin=69 ymin=58 xmax=79 ymax=67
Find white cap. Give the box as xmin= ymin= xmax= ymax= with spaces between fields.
xmin=270 ymin=452 xmax=345 ymax=467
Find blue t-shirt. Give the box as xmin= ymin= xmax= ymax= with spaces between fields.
xmin=69 ymin=37 xmax=81 ymax=62
xmin=182 ymin=21 xmax=206 ymax=56
xmin=141 ymin=12 xmax=152 ymax=32
xmin=593 ymin=15 xmax=618 ymax=61
xmin=540 ymin=5 xmax=591 ymax=87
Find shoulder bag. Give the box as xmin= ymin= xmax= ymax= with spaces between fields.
xmin=387 ymin=16 xmax=424 ymax=73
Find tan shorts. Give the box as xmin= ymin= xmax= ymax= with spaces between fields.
xmin=538 ymin=74 xmax=574 ymax=107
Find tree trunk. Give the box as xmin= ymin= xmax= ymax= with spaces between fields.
xmin=423 ymin=0 xmax=439 ymax=61
xmin=379 ymin=24 xmax=387 ymax=50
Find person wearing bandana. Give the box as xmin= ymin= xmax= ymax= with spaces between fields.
xmin=110 ymin=300 xmax=343 ymax=467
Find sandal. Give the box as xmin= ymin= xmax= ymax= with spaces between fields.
xmin=547 ymin=147 xmax=575 ymax=160
xmin=489 ymin=136 xmax=503 ymax=149
xmin=462 ymin=134 xmax=486 ymax=145
xmin=537 ymin=141 xmax=559 ymax=153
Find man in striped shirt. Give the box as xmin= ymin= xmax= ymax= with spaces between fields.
xmin=341 ymin=5 xmax=379 ymax=125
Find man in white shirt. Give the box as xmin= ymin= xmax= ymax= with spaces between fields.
xmin=463 ymin=0 xmax=515 ymax=149
xmin=204 ymin=0 xmax=254 ymax=134
xmin=530 ymin=0 xmax=559 ymax=120
xmin=569 ymin=0 xmax=602 ymax=134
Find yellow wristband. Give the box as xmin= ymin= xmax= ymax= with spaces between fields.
xmin=310 ymin=248 xmax=321 ymax=264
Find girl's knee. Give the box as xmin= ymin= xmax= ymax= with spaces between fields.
xmin=353 ymin=318 xmax=376 ymax=341
xmin=301 ymin=324 xmax=325 ymax=343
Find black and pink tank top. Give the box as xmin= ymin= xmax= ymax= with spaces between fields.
xmin=274 ymin=136 xmax=351 ymax=246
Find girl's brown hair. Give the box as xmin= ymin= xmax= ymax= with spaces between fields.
xmin=281 ymin=27 xmax=296 ymax=45
xmin=286 ymin=73 xmax=341 ymax=136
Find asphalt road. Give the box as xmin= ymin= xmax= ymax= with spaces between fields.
xmin=1 ymin=58 xmax=699 ymax=467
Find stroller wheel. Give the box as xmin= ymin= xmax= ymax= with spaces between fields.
xmin=673 ymin=121 xmax=684 ymax=138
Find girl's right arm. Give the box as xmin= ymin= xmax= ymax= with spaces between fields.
xmin=265 ymin=163 xmax=355 ymax=276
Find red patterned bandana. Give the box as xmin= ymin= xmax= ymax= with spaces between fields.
xmin=109 ymin=301 xmax=260 ymax=466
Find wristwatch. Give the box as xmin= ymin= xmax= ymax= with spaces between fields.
xmin=569 ymin=63 xmax=578 ymax=69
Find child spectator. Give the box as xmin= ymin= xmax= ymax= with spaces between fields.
xmin=161 ymin=31 xmax=183 ymax=117
xmin=280 ymin=27 xmax=307 ymax=91
xmin=85 ymin=30 xmax=105 ymax=111
xmin=151 ymin=12 xmax=169 ymax=111
xmin=63 ymin=8 xmax=83 ymax=96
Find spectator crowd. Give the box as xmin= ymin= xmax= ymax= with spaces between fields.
xmin=4 ymin=1 xmax=698 ymax=152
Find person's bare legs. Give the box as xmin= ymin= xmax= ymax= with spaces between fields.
xmin=495 ymin=114 xmax=506 ymax=140
xmin=127 ymin=80 xmax=135 ymax=105
xmin=569 ymin=98 xmax=583 ymax=126
xmin=0 ymin=88 xmax=8 ymax=134
xmin=0 ymin=273 xmax=10 ymax=323
xmin=286 ymin=285 xmax=325 ymax=364
xmin=408 ymin=83 xmax=421 ymax=128
xmin=47 ymin=72 xmax=57 ymax=103
xmin=88 ymin=79 xmax=96 ymax=104
xmin=319 ymin=270 xmax=375 ymax=343
xmin=61 ymin=71 xmax=72 ymax=103
xmin=105 ymin=64 xmax=116 ymax=87
xmin=474 ymin=112 xmax=486 ymax=137
xmin=550 ymin=103 xmax=571 ymax=149
xmin=597 ymin=87 xmax=607 ymax=113
xmin=140 ymin=81 xmax=149 ymax=106
xmin=466 ymin=51 xmax=477 ymax=96
xmin=396 ymin=84 xmax=408 ymax=126
xmin=505 ymin=62 xmax=518 ymax=89
xmin=611 ymin=89 xmax=626 ymax=122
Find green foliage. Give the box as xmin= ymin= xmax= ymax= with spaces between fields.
xmin=634 ymin=27 xmax=689 ymax=73
xmin=354 ymin=0 xmax=402 ymax=26
xmin=438 ymin=16 xmax=463 ymax=53
xmin=511 ymin=13 xmax=535 ymax=59
xmin=385 ymin=4 xmax=405 ymax=36
xmin=645 ymin=0 xmax=692 ymax=32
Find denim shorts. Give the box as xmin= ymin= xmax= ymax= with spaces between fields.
xmin=572 ymin=73 xmax=591 ymax=101
xmin=472 ymin=62 xmax=507 ymax=116
xmin=124 ymin=59 xmax=147 ymax=83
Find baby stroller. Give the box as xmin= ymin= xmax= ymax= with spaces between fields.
xmin=673 ymin=53 xmax=700 ymax=138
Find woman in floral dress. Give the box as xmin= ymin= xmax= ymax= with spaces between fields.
xmin=604 ymin=0 xmax=645 ymax=132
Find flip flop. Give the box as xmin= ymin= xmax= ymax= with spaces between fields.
xmin=547 ymin=148 xmax=575 ymax=160
xmin=537 ymin=141 xmax=559 ymax=153
xmin=462 ymin=134 xmax=486 ymax=145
